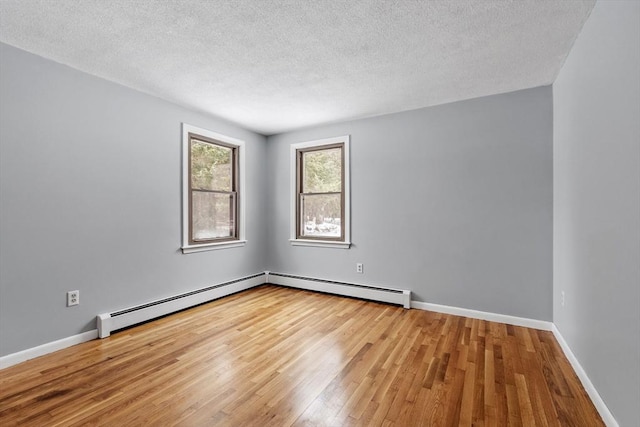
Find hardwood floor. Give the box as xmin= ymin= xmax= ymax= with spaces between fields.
xmin=0 ymin=285 xmax=603 ymax=426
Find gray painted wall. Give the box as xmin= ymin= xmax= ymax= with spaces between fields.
xmin=0 ymin=40 xmax=554 ymax=358
xmin=553 ymin=1 xmax=640 ymax=426
xmin=0 ymin=43 xmax=268 ymax=356
xmin=266 ymin=87 xmax=553 ymax=321
xmin=2 ymin=5 xmax=637 ymax=424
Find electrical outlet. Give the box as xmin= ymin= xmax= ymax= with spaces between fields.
xmin=561 ymin=291 xmax=565 ymax=307
xmin=356 ymin=263 xmax=364 ymax=274
xmin=67 ymin=290 xmax=79 ymax=306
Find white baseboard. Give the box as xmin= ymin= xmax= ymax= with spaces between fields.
xmin=551 ymin=325 xmax=618 ymax=427
xmin=0 ymin=329 xmax=98 ymax=370
xmin=0 ymin=276 xmax=621 ymax=427
xmin=410 ymin=300 xmax=553 ymax=331
xmin=98 ymin=272 xmax=266 ymax=338
xmin=267 ymin=272 xmax=411 ymax=308
xmin=2 ymin=273 xmax=268 ymax=369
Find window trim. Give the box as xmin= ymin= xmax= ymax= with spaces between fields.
xmin=290 ymin=135 xmax=351 ymax=249
xmin=182 ymin=124 xmax=246 ymax=253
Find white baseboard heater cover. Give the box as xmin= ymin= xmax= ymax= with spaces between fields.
xmin=267 ymin=272 xmax=411 ymax=309
xmin=97 ymin=272 xmax=266 ymax=338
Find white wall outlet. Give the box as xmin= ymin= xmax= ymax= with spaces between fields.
xmin=67 ymin=290 xmax=80 ymax=306
xmin=561 ymin=291 xmax=565 ymax=307
xmin=356 ymin=263 xmax=364 ymax=274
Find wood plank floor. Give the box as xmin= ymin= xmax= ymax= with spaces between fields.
xmin=0 ymin=285 xmax=603 ymax=426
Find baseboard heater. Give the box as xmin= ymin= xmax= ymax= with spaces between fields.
xmin=267 ymin=272 xmax=411 ymax=309
xmin=96 ymin=272 xmax=266 ymax=338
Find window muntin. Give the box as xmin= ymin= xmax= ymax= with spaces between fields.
xmin=296 ymin=143 xmax=345 ymax=241
xmin=189 ymin=134 xmax=238 ymax=244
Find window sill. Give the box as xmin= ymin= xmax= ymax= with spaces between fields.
xmin=182 ymin=240 xmax=247 ymax=254
xmin=289 ymin=239 xmax=351 ymax=249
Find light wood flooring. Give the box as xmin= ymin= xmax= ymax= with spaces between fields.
xmin=0 ymin=285 xmax=603 ymax=426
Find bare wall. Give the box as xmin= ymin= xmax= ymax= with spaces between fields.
xmin=0 ymin=43 xmax=269 ymax=356
xmin=553 ymin=1 xmax=640 ymax=425
xmin=0 ymin=43 xmax=555 ymax=357
xmin=266 ymin=87 xmax=553 ymax=321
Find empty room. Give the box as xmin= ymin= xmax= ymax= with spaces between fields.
xmin=0 ymin=0 xmax=638 ymax=426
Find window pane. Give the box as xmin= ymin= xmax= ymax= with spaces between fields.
xmin=191 ymin=140 xmax=232 ymax=191
xmin=192 ymin=191 xmax=235 ymax=240
xmin=300 ymin=193 xmax=341 ymax=238
xmin=302 ymin=148 xmax=342 ymax=193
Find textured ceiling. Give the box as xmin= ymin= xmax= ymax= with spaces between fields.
xmin=0 ymin=0 xmax=595 ymax=135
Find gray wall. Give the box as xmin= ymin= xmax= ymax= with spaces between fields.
xmin=0 ymin=43 xmax=269 ymax=356
xmin=266 ymin=87 xmax=553 ymax=321
xmin=0 ymin=35 xmax=556 ymax=358
xmin=553 ymin=1 xmax=640 ymax=426
xmin=2 ymin=5 xmax=637 ymax=423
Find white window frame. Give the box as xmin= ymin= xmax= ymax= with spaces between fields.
xmin=290 ymin=135 xmax=351 ymax=249
xmin=181 ymin=123 xmax=246 ymax=254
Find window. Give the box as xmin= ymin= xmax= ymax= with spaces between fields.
xmin=290 ymin=136 xmax=350 ymax=248
xmin=182 ymin=124 xmax=245 ymax=253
